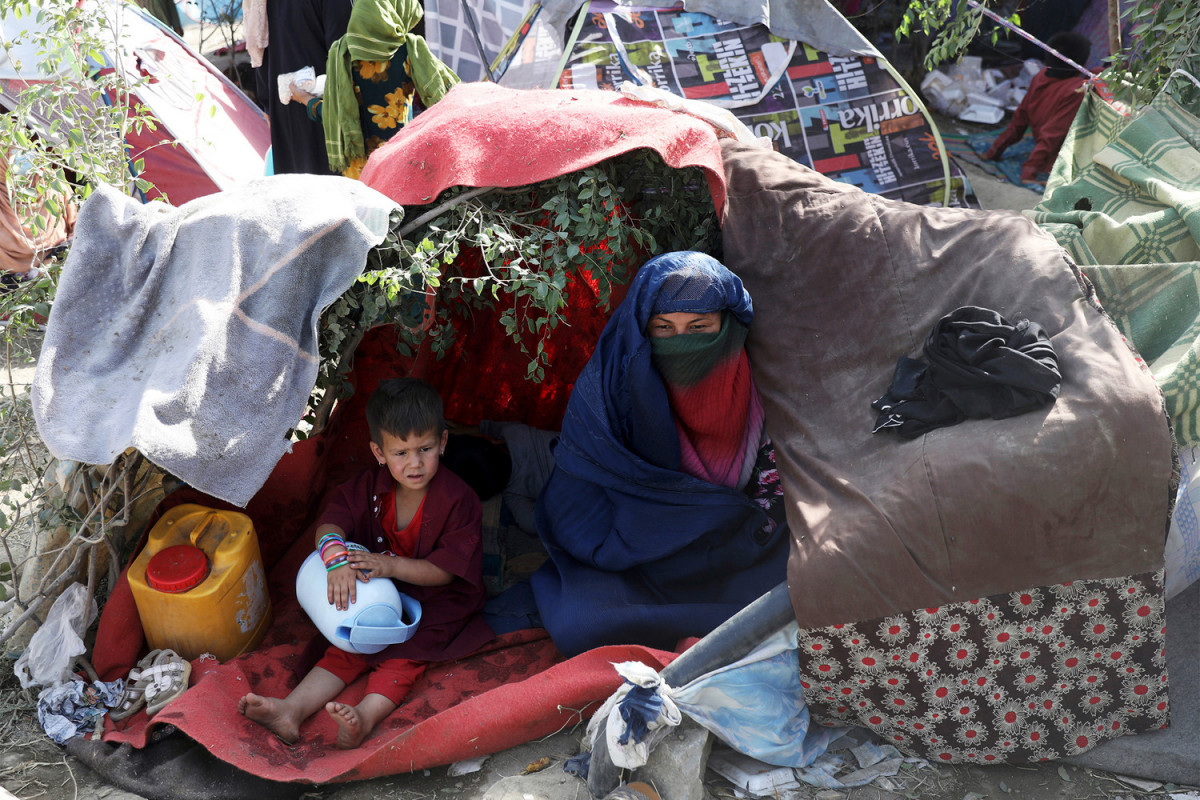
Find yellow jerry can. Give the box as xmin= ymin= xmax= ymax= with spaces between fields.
xmin=128 ymin=504 xmax=272 ymax=662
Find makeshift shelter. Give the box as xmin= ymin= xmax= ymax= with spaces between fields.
xmin=0 ymin=0 xmax=269 ymax=205
xmin=41 ymin=85 xmax=732 ymax=793
xmin=22 ymin=77 xmax=1192 ymax=799
xmin=488 ymin=0 xmax=977 ymax=207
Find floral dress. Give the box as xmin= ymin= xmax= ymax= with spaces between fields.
xmin=306 ymin=45 xmax=422 ymax=179
xmin=745 ymin=436 xmax=788 ymax=538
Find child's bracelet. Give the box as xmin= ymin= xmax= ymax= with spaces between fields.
xmin=325 ymin=556 xmax=349 ymax=572
xmin=320 ymin=541 xmax=347 ymax=561
xmin=323 ymin=550 xmax=349 ymax=566
xmin=317 ymin=532 xmax=345 ymax=550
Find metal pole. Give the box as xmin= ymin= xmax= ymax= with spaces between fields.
xmin=458 ymin=0 xmax=494 ymax=80
xmin=966 ymin=0 xmax=1098 ymax=80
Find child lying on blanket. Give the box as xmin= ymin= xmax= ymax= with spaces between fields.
xmin=239 ymin=378 xmax=492 ymax=748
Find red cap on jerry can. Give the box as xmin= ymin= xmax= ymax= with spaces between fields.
xmin=145 ymin=544 xmax=210 ymax=593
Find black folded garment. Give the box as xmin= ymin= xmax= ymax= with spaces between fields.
xmin=872 ymin=306 xmax=1061 ymax=438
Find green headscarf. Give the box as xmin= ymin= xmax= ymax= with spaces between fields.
xmin=650 ymin=313 xmax=747 ymax=386
xmin=323 ymin=0 xmax=460 ymax=173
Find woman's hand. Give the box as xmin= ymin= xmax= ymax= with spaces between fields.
xmin=346 ymin=550 xmax=394 ymax=582
xmin=326 ymin=564 xmax=360 ymax=611
xmin=289 ymin=81 xmax=315 ymax=105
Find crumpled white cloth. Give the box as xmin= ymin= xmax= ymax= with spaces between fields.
xmin=587 ymin=661 xmax=683 ymax=769
xmin=37 ymin=679 xmax=125 ymax=744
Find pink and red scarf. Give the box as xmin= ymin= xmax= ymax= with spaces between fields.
xmin=651 ymin=314 xmax=764 ymax=488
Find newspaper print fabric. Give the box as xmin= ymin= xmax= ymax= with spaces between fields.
xmin=797 ymin=572 xmax=1169 ymax=764
xmin=555 ymin=2 xmax=973 ymax=207
xmin=424 ymin=0 xmax=528 ymax=82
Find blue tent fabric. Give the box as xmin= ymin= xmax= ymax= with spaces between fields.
xmin=531 ymin=252 xmax=791 ymax=656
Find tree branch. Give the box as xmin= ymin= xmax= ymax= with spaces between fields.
xmin=398 ymin=186 xmax=497 ymax=238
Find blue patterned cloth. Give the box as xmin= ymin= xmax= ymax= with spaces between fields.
xmin=673 ymin=624 xmax=839 ymax=767
xmin=37 ymin=679 xmax=125 ymax=744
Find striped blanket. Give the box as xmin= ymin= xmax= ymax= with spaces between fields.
xmin=1030 ymin=89 xmax=1200 ymax=445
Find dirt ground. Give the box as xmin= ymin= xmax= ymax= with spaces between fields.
xmin=2 ymin=162 xmax=1197 ymax=800
xmin=0 ymin=697 xmax=1197 ymax=800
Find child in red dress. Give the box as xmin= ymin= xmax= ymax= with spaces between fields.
xmin=984 ymin=32 xmax=1092 ymax=189
xmin=239 ymin=378 xmax=491 ymax=748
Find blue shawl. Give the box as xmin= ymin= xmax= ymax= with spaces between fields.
xmin=531 ymin=252 xmax=790 ymax=655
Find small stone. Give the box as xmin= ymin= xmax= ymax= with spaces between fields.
xmin=633 ymin=718 xmax=713 ymax=800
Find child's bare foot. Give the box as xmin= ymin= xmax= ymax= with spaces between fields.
xmin=325 ymin=701 xmax=368 ymax=749
xmin=238 ymin=693 xmax=301 ymax=744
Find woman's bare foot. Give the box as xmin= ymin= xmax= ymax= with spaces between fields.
xmin=238 ymin=693 xmax=301 ymax=744
xmin=325 ymin=701 xmax=368 ymax=749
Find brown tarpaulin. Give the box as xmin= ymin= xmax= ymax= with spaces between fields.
xmin=719 ymin=140 xmax=1174 ymax=630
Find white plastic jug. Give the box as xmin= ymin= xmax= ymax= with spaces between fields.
xmin=295 ymin=543 xmax=422 ymax=654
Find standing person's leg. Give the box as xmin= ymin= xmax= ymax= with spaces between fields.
xmin=326 ymin=658 xmax=426 ymax=749
xmin=239 ymin=646 xmax=365 ymax=743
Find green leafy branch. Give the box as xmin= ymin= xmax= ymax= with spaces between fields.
xmin=1 ymin=0 xmax=165 ymax=339
xmin=307 ymin=148 xmax=720 ymax=432
xmin=894 ymin=1 xmax=1019 ymax=74
xmin=1114 ymin=1 xmax=1200 ymax=109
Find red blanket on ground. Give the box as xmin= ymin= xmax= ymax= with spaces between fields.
xmin=100 ymin=562 xmax=674 ymax=783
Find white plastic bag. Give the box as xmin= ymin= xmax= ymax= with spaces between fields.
xmin=1166 ymin=449 xmax=1200 ymax=599
xmin=14 ymin=583 xmax=97 ymax=689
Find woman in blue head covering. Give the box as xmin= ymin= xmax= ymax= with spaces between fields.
xmin=532 ymin=252 xmax=789 ymax=655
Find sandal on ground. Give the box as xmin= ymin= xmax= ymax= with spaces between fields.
xmin=109 ymin=649 xmax=191 ymax=720
xmin=141 ymin=649 xmax=191 ymax=716
xmin=108 ymin=665 xmax=147 ymax=721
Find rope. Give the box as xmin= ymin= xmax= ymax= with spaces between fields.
xmin=965 ymin=0 xmax=1098 ymax=80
